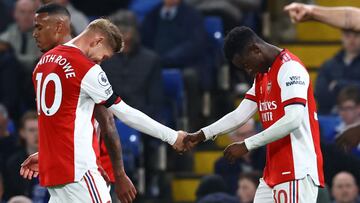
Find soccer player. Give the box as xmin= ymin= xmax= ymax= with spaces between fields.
xmin=183 ymin=27 xmax=324 ymax=203
xmin=24 ymin=12 xmax=186 ymax=203
xmin=20 ymin=4 xmax=136 ymax=203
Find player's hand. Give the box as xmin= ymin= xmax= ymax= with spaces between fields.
xmin=224 ymin=141 xmax=249 ymax=164
xmin=98 ymin=166 xmax=111 ymax=185
xmin=20 ymin=152 xmax=39 ymax=180
xmin=114 ymin=171 xmax=137 ymax=203
xmin=0 ymin=42 xmax=9 ymax=53
xmin=172 ymin=131 xmax=187 ymax=154
xmin=183 ymin=130 xmax=206 ymax=151
xmin=335 ymin=124 xmax=360 ymax=152
xmin=284 ymin=2 xmax=314 ymax=23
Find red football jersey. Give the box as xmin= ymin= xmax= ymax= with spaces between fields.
xmin=245 ymin=49 xmax=324 ymax=187
xmin=33 ymin=44 xmax=114 ymax=186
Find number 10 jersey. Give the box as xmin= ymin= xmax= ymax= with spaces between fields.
xmin=33 ymin=44 xmax=114 ymax=187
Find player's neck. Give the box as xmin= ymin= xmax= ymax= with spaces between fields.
xmin=263 ymin=44 xmax=282 ymax=70
xmin=61 ymin=35 xmax=72 ymax=45
xmin=69 ymin=34 xmax=88 ymax=54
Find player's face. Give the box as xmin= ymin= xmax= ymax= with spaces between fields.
xmin=237 ymin=178 xmax=257 ymax=203
xmin=33 ymin=13 xmax=61 ymax=52
xmin=232 ymin=49 xmax=265 ymax=77
xmin=20 ymin=119 xmax=39 ymax=150
xmin=338 ymin=100 xmax=360 ymax=126
xmin=342 ymin=31 xmax=360 ymax=54
xmin=87 ymin=38 xmax=114 ymax=64
xmin=332 ymin=176 xmax=358 ymax=203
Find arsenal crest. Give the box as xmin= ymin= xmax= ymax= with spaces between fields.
xmin=267 ymin=81 xmax=272 ymax=93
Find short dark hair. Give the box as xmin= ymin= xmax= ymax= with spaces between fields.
xmin=337 ymin=86 xmax=360 ymax=105
xmin=238 ymin=171 xmax=262 ymax=187
xmin=223 ymin=26 xmax=261 ymax=62
xmin=36 ymin=3 xmax=70 ymax=17
xmin=20 ymin=111 xmax=37 ymax=129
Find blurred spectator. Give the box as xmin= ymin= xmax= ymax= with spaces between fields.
xmin=72 ymin=0 xmax=130 ymax=17
xmin=0 ymin=0 xmax=13 ymax=33
xmin=2 ymin=111 xmax=49 ymax=202
xmin=236 ymin=172 xmax=261 ymax=203
xmin=186 ymin=0 xmax=262 ymax=33
xmin=141 ymin=0 xmax=211 ymax=131
xmin=0 ymin=0 xmax=40 ymax=70
xmin=8 ymin=195 xmax=32 ymax=203
xmin=335 ymin=86 xmax=360 ymax=156
xmin=196 ymin=175 xmax=238 ymax=203
xmin=51 ymin=0 xmax=89 ymax=35
xmin=103 ymin=10 xmax=164 ymax=120
xmin=0 ymin=0 xmax=41 ymax=113
xmin=315 ymin=30 xmax=360 ymax=114
xmin=141 ymin=0 xmax=208 ymax=70
xmin=331 ymin=171 xmax=360 ymax=203
xmin=336 ymin=86 xmax=360 ymax=133
xmin=0 ymin=104 xmax=19 ymax=172
xmin=321 ymin=142 xmax=360 ymax=189
xmin=214 ymin=119 xmax=265 ymax=194
xmin=0 ymin=45 xmax=22 ymax=120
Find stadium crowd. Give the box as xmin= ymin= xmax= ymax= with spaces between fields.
xmin=0 ymin=0 xmax=359 ymax=203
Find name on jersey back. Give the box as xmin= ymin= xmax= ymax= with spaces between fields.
xmin=37 ymin=54 xmax=76 ymax=79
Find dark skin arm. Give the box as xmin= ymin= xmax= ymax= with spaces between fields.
xmin=183 ymin=130 xmax=249 ymax=163
xmin=94 ymin=105 xmax=137 ymax=203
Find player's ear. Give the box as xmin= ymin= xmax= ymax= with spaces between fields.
xmin=249 ymin=43 xmax=261 ymax=55
xmin=55 ymin=21 xmax=62 ymax=33
xmin=90 ymin=36 xmax=104 ymax=48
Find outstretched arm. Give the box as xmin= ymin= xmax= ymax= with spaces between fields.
xmin=183 ymin=99 xmax=257 ymax=149
xmin=82 ymin=65 xmax=186 ymax=153
xmin=284 ymin=2 xmax=360 ymax=31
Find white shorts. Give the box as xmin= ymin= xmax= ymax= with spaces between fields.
xmin=47 ymin=170 xmax=111 ymax=203
xmin=254 ymin=175 xmax=318 ymax=203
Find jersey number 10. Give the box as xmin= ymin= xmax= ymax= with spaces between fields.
xmin=35 ymin=73 xmax=63 ymax=116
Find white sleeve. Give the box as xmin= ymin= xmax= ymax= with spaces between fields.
xmin=244 ymin=81 xmax=256 ymax=102
xmin=109 ymin=100 xmax=178 ymax=145
xmin=201 ymin=99 xmax=257 ymax=141
xmin=244 ymin=104 xmax=305 ymax=150
xmin=278 ymin=61 xmax=309 ymax=105
xmin=81 ymin=64 xmax=114 ymax=104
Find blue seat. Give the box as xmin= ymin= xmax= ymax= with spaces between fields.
xmin=7 ymin=119 xmax=15 ymax=134
xmin=318 ymin=115 xmax=341 ymax=143
xmin=114 ymin=119 xmax=142 ymax=172
xmin=129 ymin=0 xmax=161 ymax=22
xmin=162 ymin=69 xmax=187 ymax=129
xmin=204 ymin=16 xmax=224 ymax=49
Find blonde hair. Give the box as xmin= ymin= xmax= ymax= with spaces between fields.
xmin=87 ymin=18 xmax=124 ymax=53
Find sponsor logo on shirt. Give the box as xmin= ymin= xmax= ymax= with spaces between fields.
xmin=286 ymin=76 xmax=305 ymax=86
xmin=259 ymin=101 xmax=277 ymax=122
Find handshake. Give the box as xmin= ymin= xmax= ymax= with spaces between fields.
xmin=172 ymin=130 xmax=206 ymax=153
xmin=173 ymin=130 xmax=250 ymax=163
